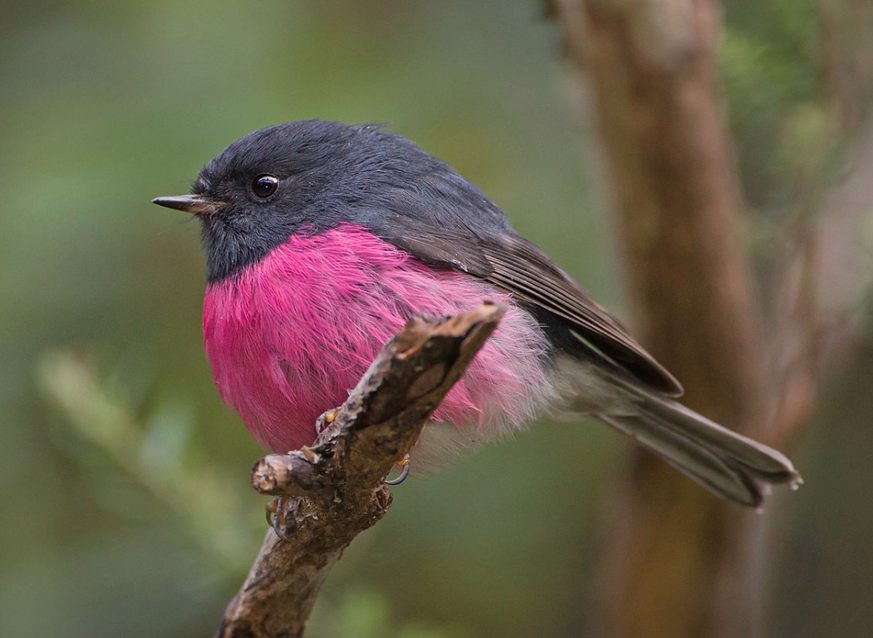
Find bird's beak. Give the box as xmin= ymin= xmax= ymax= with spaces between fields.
xmin=151 ymin=194 xmax=225 ymax=216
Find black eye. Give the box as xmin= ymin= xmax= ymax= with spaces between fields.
xmin=252 ymin=174 xmax=279 ymax=198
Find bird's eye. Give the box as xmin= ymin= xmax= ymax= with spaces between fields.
xmin=252 ymin=174 xmax=279 ymax=198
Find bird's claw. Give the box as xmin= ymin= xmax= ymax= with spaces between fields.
xmin=266 ymin=496 xmax=291 ymax=541
xmin=267 ymin=454 xmax=409 ymax=539
xmin=315 ymin=408 xmax=341 ymax=435
xmin=384 ymin=454 xmax=411 ymax=485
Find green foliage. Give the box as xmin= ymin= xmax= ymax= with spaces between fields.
xmin=307 ymin=587 xmax=469 ymax=638
xmin=37 ymin=350 xmax=264 ymax=575
xmin=720 ymin=0 xmax=828 ymax=214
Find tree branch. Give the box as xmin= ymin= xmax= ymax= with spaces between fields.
xmin=215 ymin=302 xmax=506 ymax=638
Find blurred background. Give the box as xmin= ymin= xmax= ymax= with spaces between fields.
xmin=1 ymin=1 xmax=872 ymax=637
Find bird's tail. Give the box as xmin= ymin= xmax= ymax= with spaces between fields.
xmin=600 ymin=394 xmax=801 ymax=507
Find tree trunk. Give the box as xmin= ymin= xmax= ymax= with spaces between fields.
xmin=553 ymin=1 xmax=774 ymax=636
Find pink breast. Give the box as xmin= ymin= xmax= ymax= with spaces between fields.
xmin=203 ymin=224 xmax=552 ymax=454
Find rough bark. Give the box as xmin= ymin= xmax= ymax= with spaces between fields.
xmin=215 ymin=302 xmax=505 ymax=638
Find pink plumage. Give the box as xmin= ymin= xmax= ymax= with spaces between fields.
xmin=203 ymin=224 xmax=554 ymax=464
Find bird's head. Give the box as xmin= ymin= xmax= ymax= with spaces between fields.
xmin=153 ymin=120 xmax=443 ymax=282
xmin=153 ymin=120 xmax=508 ymax=282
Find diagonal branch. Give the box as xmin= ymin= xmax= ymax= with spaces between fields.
xmin=215 ymin=301 xmax=505 ymax=638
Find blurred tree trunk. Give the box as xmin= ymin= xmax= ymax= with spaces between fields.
xmin=551 ymin=0 xmax=873 ymax=634
xmin=551 ymin=1 xmax=780 ymax=636
xmin=821 ymin=0 xmax=873 ymax=133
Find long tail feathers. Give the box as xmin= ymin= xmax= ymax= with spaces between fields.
xmin=600 ymin=396 xmax=802 ymax=508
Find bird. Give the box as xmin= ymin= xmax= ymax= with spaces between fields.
xmin=153 ymin=120 xmax=800 ymax=508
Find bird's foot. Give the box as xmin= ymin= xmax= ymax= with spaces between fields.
xmin=384 ymin=454 xmax=411 ymax=485
xmin=315 ymin=407 xmax=342 ymax=435
xmin=266 ymin=496 xmax=291 ymax=541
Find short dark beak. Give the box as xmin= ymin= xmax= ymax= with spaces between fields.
xmin=151 ymin=195 xmax=224 ymax=216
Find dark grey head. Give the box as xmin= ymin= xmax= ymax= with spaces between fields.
xmin=153 ymin=120 xmax=511 ymax=282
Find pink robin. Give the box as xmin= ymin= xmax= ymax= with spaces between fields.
xmin=154 ymin=120 xmax=800 ymax=507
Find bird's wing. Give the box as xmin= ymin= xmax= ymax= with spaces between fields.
xmin=381 ymin=221 xmax=683 ymax=397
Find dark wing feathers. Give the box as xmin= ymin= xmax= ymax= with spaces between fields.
xmin=380 ymin=221 xmax=684 ymax=397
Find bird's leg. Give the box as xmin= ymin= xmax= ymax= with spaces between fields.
xmin=384 ymin=454 xmax=411 ymax=485
xmin=269 ymin=409 xmax=408 ymax=538
xmin=315 ymin=407 xmax=342 ymax=435
xmin=266 ymin=496 xmax=290 ymax=541
xmin=266 ymin=407 xmax=344 ymax=540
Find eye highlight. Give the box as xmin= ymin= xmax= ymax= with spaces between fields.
xmin=252 ymin=174 xmax=279 ymax=198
